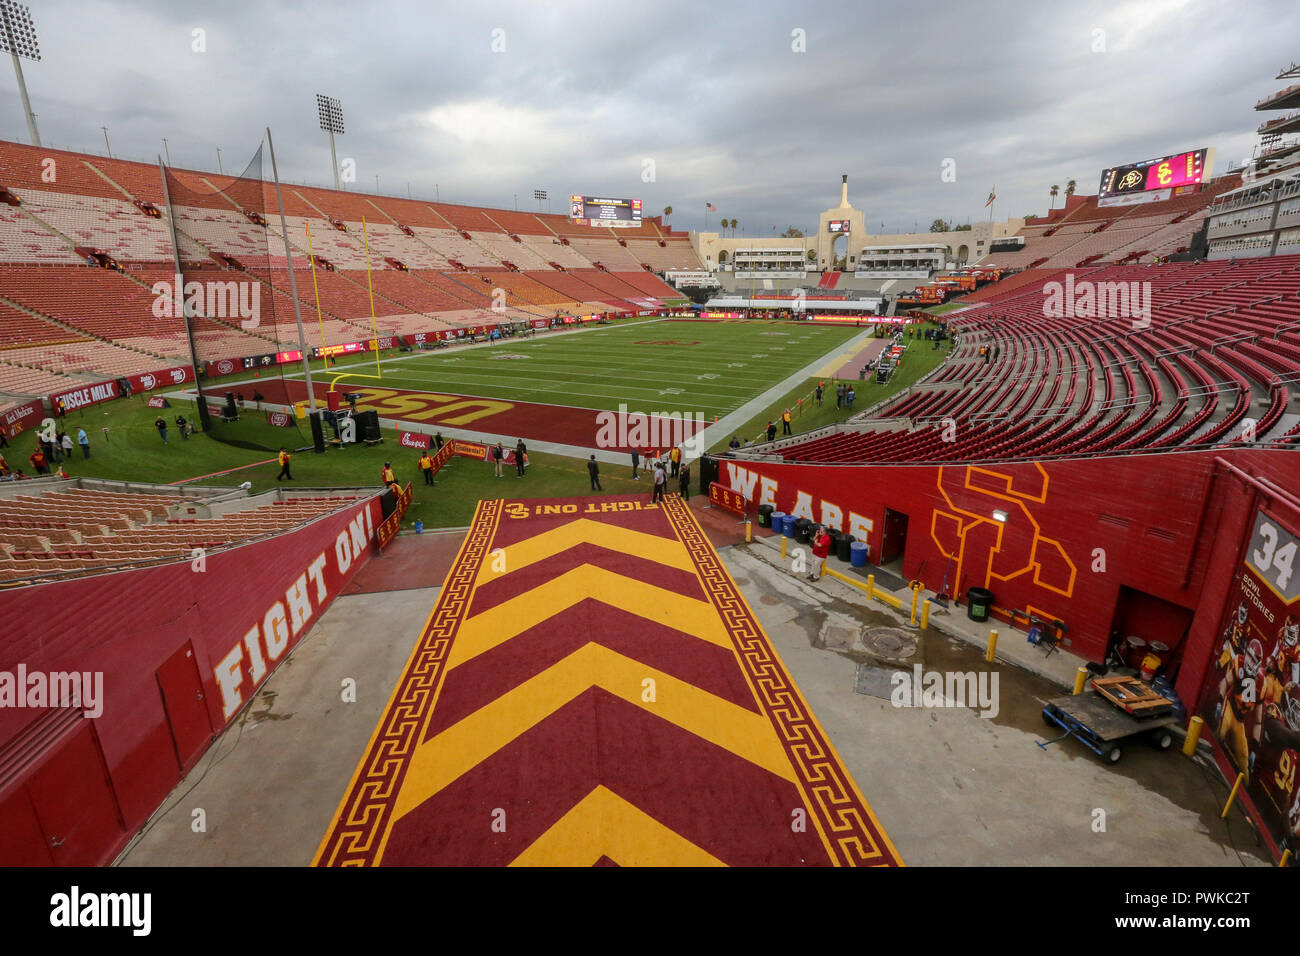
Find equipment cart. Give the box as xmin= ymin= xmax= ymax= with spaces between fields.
xmin=1039 ymin=678 xmax=1179 ymax=765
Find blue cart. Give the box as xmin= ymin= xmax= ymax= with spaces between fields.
xmin=1038 ymin=693 xmax=1177 ymax=765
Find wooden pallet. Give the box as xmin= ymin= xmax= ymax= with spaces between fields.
xmin=1090 ymin=675 xmax=1172 ymax=716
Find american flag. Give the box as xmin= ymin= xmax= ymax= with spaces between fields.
xmin=706 ymin=203 xmax=717 ymax=211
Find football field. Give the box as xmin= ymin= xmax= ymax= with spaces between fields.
xmin=279 ymin=319 xmax=867 ymax=419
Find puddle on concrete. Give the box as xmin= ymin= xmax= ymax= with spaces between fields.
xmin=730 ymin=541 xmax=1269 ymax=855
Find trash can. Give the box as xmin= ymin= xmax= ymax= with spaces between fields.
xmin=966 ymin=587 xmax=994 ymax=622
xmin=413 ymin=519 xmax=424 ymax=534
xmin=770 ymin=511 xmax=786 ymax=535
xmin=758 ymin=504 xmax=775 ymax=528
xmin=849 ymin=541 xmax=869 ymax=567
xmin=836 ymin=533 xmax=853 ymax=563
xmin=827 ymin=528 xmax=844 ymax=557
xmin=794 ymin=517 xmax=812 ymax=543
xmin=781 ymin=514 xmax=797 ymax=538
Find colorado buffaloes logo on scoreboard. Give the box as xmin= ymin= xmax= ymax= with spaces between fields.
xmin=1116 ymin=169 xmax=1143 ymax=191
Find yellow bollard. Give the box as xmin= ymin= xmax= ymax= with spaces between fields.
xmin=866 ymin=574 xmax=875 ymax=600
xmin=1281 ymin=849 xmax=1292 ymax=868
xmin=745 ymin=520 xmax=752 ymax=543
xmin=1183 ymin=715 xmax=1204 ymax=757
xmin=1073 ymin=667 xmax=1089 ymax=696
xmin=781 ymin=535 xmax=787 ymax=560
xmin=909 ymin=588 xmax=919 ymax=626
xmin=1221 ymin=772 xmax=1246 ymax=819
xmin=921 ymin=600 xmax=931 ymax=631
xmin=985 ymin=629 xmax=998 ymax=663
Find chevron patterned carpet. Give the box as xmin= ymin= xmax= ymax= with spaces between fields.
xmin=315 ymin=493 xmax=902 ymax=867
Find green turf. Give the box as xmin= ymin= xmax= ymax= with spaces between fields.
xmin=24 ymin=318 xmax=904 ymax=528
xmin=709 ymin=321 xmax=954 ymax=450
xmin=248 ymin=318 xmax=865 ymax=418
xmin=29 ymin=376 xmax=691 ymax=529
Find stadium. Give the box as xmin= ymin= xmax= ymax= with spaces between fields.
xmin=1 ymin=0 xmax=1299 ymax=908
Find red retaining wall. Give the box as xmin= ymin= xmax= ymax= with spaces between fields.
xmin=0 ymin=495 xmax=382 ymax=865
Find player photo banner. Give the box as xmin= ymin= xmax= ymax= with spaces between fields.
xmin=1198 ymin=506 xmax=1300 ymax=859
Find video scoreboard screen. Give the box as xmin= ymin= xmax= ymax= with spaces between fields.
xmin=1097 ymin=148 xmax=1214 ymax=206
xmin=828 ymin=220 xmax=851 ymax=233
xmin=570 ymin=195 xmax=642 ymax=228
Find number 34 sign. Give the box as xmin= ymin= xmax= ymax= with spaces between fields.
xmin=1246 ymin=510 xmax=1300 ymax=603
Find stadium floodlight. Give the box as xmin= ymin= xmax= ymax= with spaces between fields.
xmin=315 ymin=93 xmax=345 ymax=191
xmin=0 ymin=1 xmax=42 ymax=146
xmin=315 ymin=93 xmax=344 ymax=189
xmin=534 ymin=188 xmax=547 ymax=211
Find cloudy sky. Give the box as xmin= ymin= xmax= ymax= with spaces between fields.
xmin=1 ymin=0 xmax=1295 ymax=235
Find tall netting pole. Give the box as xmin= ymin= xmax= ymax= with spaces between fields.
xmin=158 ymin=154 xmax=210 ymax=433
xmin=266 ymin=126 xmax=318 ymax=411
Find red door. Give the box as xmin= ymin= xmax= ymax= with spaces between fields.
xmin=156 ymin=642 xmax=214 ymax=773
xmin=25 ymin=722 xmax=125 ymax=866
xmin=880 ymin=508 xmax=910 ymax=564
xmin=0 ymin=787 xmax=54 ymax=866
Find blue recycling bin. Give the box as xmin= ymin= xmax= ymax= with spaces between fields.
xmin=413 ymin=519 xmax=424 ymax=534
xmin=770 ymin=512 xmax=786 ymax=536
xmin=849 ymin=541 xmax=869 ymax=567
xmin=781 ymin=514 xmax=797 ymax=538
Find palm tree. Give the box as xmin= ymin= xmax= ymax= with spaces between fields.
xmin=732 ymin=218 xmax=739 ymax=236
xmin=1050 ymin=184 xmax=1060 ymax=209
xmin=1065 ymin=180 xmax=1076 ymax=197
xmin=663 ymin=205 xmax=672 ymax=218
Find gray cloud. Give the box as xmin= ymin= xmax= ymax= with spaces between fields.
xmin=1 ymin=0 xmax=1292 ymax=235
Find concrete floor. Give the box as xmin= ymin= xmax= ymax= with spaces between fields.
xmin=117 ymin=531 xmax=1272 ymax=867
xmin=724 ymin=543 xmax=1270 ymax=867
xmin=117 ymin=586 xmax=437 ymax=866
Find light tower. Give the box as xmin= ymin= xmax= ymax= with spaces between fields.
xmin=315 ymin=93 xmax=344 ymax=190
xmin=0 ymin=1 xmax=42 ymax=146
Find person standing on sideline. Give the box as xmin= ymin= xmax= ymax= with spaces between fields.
xmin=815 ymin=383 xmax=824 ymax=407
xmin=669 ymin=445 xmax=681 ymax=477
xmin=418 ymin=450 xmax=435 ymax=485
xmin=29 ymin=445 xmax=48 ymax=475
xmin=765 ymin=420 xmax=777 ymax=442
xmin=77 ymin=427 xmax=89 ymax=458
xmin=155 ymin=416 xmax=168 ymax=444
xmin=434 ymin=431 xmax=444 ymax=451
xmin=515 ymin=439 xmax=527 ymax=477
xmin=380 ymin=461 xmax=396 ymax=487
xmin=782 ymin=409 xmax=792 ymax=435
xmin=588 ymin=455 xmax=602 ymax=491
xmin=492 ymin=441 xmax=505 ymax=477
xmin=678 ymin=461 xmax=691 ymax=500
xmin=651 ymin=460 xmax=666 ymax=503
xmin=276 ymin=447 xmax=293 ymax=481
xmin=60 ymin=431 xmax=74 ymax=461
xmin=728 ymin=435 xmax=741 ymax=451
xmin=809 ymin=525 xmax=831 ymax=581
xmin=630 ymin=448 xmax=640 ymax=479
xmin=846 ymin=386 xmax=856 ymax=410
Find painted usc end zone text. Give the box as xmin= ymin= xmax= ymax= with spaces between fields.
xmin=348 ymin=387 xmax=512 ymax=426
xmin=504 ymin=501 xmax=660 ymax=519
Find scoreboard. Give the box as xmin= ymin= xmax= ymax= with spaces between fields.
xmin=1097 ymin=148 xmax=1214 ymax=207
xmin=828 ymin=220 xmax=851 ymax=234
xmin=570 ymin=195 xmax=642 ymax=228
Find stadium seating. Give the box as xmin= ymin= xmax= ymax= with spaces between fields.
xmin=0 ymin=139 xmax=690 ymax=385
xmin=0 ymin=487 xmax=365 ymax=584
xmin=765 ymin=255 xmax=1300 ymax=465
xmin=982 ymin=177 xmax=1243 ymax=270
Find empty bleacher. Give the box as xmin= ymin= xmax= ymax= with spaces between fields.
xmin=0 ymin=139 xmax=686 ymax=381
xmin=0 ymin=485 xmax=366 ymax=585
xmin=762 ymin=256 xmax=1300 ymax=465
